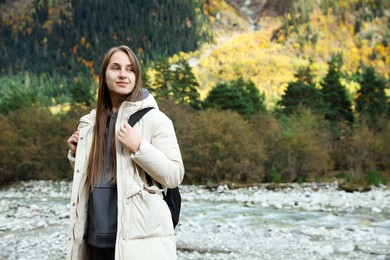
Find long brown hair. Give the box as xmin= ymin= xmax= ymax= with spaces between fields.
xmin=87 ymin=45 xmax=143 ymax=188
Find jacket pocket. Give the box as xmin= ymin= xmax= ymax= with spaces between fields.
xmin=124 ymin=189 xmax=173 ymax=240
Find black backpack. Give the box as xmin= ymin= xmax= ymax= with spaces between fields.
xmin=128 ymin=107 xmax=181 ymax=228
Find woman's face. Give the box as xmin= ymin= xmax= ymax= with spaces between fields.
xmin=105 ymin=50 xmax=136 ymax=99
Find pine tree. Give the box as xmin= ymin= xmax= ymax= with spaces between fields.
xmin=204 ymin=81 xmax=247 ymax=114
xmin=0 ymin=0 xmax=211 ymax=76
xmin=150 ymin=58 xmax=173 ymax=100
xmin=355 ymin=66 xmax=389 ymax=126
xmin=204 ymin=77 xmax=265 ymax=116
xmin=321 ymin=53 xmax=354 ymax=124
xmin=240 ymin=77 xmax=267 ymax=113
xmin=278 ymin=65 xmax=324 ymax=115
xmin=151 ymin=58 xmax=201 ymax=109
xmin=170 ymin=59 xmax=202 ymax=109
xmin=70 ymin=76 xmax=94 ymax=106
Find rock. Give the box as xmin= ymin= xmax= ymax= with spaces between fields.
xmin=30 ymin=204 xmax=40 ymax=211
xmin=4 ymin=234 xmax=15 ymax=240
xmin=360 ymin=220 xmax=372 ymax=226
xmin=261 ymin=202 xmax=269 ymax=207
xmin=36 ymin=221 xmax=47 ymax=228
xmin=274 ymin=203 xmax=283 ymax=209
xmin=317 ymin=245 xmax=334 ymax=256
xmin=338 ymin=183 xmax=371 ymax=193
xmin=337 ymin=242 xmax=355 ymax=253
xmin=1 ymin=180 xmax=390 ymax=260
xmin=217 ymin=185 xmax=225 ymax=193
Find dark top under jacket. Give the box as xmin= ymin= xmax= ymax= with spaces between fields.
xmin=86 ymin=113 xmax=118 ymax=248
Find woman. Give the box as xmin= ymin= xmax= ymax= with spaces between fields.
xmin=66 ymin=45 xmax=184 ymax=260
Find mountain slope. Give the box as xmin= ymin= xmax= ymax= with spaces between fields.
xmin=174 ymin=0 xmax=389 ymax=108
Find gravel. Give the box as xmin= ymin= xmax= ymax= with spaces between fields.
xmin=1 ymin=180 xmax=389 ymax=260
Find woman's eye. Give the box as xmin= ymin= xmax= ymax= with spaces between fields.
xmin=113 ymin=67 xmax=119 ymax=70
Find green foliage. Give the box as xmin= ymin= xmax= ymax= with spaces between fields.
xmin=320 ymin=0 xmax=389 ymax=21
xmin=296 ymin=176 xmax=304 ymax=184
xmin=376 ymin=119 xmax=390 ymax=169
xmin=151 ymin=58 xmax=172 ymax=99
xmin=278 ymin=0 xmax=316 ymax=42
xmin=321 ymin=53 xmax=354 ymax=124
xmin=355 ymin=66 xmax=389 ymax=126
xmin=204 ymin=77 xmax=266 ymax=116
xmin=343 ymin=172 xmax=354 ymax=183
xmin=0 ymin=73 xmax=71 ymax=115
xmin=290 ymin=0 xmax=316 ymax=26
xmin=341 ymin=118 xmax=390 ymax=185
xmin=267 ymin=165 xmax=281 ymax=183
xmin=170 ymin=60 xmax=202 ymax=109
xmin=0 ymin=76 xmax=35 ymax=115
xmin=251 ymin=109 xmax=332 ymax=183
xmin=0 ymin=107 xmax=64 ymax=185
xmin=365 ymin=169 xmax=387 ymax=186
xmin=0 ymin=104 xmax=92 ymax=186
xmin=281 ymin=0 xmax=316 ymax=36
xmin=151 ymin=58 xmax=201 ymax=108
xmin=0 ymin=0 xmax=212 ymax=76
xmin=140 ymin=60 xmax=152 ymax=90
xmin=250 ymin=113 xmax=283 ymax=179
xmin=1 ymin=95 xmax=390 ymax=187
xmin=278 ymin=65 xmax=324 ymax=115
xmin=70 ymin=75 xmax=96 ymax=106
xmin=348 ymin=121 xmax=378 ymax=180
xmin=1 ymin=1 xmax=390 ymax=187
xmin=278 ymin=109 xmax=332 ymax=182
xmin=175 ymin=108 xmax=266 ymax=184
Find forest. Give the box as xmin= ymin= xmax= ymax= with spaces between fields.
xmin=0 ymin=0 xmax=389 ymax=189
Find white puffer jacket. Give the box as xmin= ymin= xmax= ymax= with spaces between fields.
xmin=66 ymin=94 xmax=184 ymax=260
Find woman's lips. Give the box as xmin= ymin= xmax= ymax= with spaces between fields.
xmin=117 ymin=81 xmax=128 ymax=86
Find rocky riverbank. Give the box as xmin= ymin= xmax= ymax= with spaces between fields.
xmin=1 ymin=181 xmax=389 ymax=259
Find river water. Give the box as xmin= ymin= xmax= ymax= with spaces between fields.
xmin=0 ymin=181 xmax=389 ymax=259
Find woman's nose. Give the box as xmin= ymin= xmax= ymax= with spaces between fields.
xmin=118 ymin=69 xmax=127 ymax=78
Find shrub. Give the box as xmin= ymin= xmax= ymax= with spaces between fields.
xmin=268 ymin=165 xmax=282 ymax=183
xmin=178 ymin=109 xmax=266 ymax=184
xmin=365 ymin=169 xmax=387 ymax=186
xmin=252 ymin=109 xmax=332 ymax=182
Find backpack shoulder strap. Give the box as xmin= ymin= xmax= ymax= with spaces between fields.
xmin=128 ymin=107 xmax=154 ymax=186
xmin=128 ymin=107 xmax=154 ymax=127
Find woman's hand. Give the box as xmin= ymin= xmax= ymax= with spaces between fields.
xmin=118 ymin=122 xmax=141 ymax=153
xmin=67 ymin=130 xmax=79 ymax=155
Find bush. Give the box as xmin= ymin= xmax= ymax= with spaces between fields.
xmin=0 ymin=104 xmax=92 ymax=187
xmin=178 ymin=108 xmax=266 ymax=184
xmin=267 ymin=165 xmax=282 ymax=183
xmin=252 ymin=109 xmax=333 ymax=182
xmin=0 ymin=107 xmax=61 ymax=185
xmin=365 ymin=169 xmax=387 ymax=186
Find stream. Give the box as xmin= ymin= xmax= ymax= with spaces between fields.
xmin=0 ymin=181 xmax=389 ymax=259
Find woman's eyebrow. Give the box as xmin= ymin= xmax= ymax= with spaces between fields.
xmin=110 ymin=62 xmax=132 ymax=67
